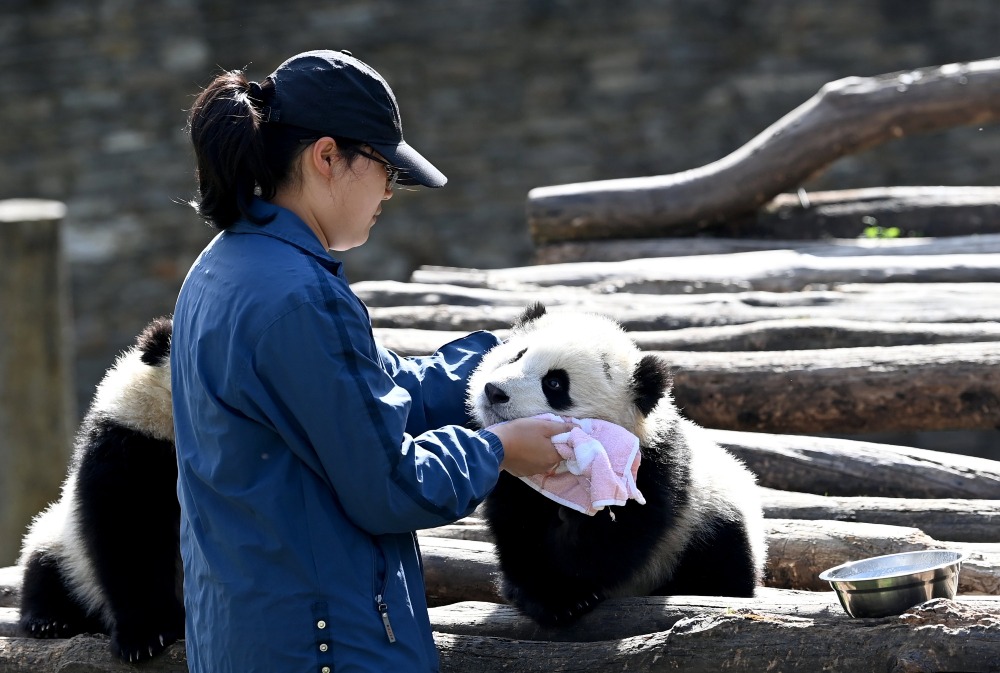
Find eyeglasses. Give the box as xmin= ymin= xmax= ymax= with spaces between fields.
xmin=297 ymin=138 xmax=402 ymax=191
xmin=353 ymin=148 xmax=401 ymax=191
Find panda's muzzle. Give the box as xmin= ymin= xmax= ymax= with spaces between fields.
xmin=484 ymin=383 xmax=510 ymax=405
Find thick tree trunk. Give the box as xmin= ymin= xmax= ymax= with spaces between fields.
xmin=533 ymin=228 xmax=1000 ymax=264
xmin=526 ymin=58 xmax=1000 ymax=244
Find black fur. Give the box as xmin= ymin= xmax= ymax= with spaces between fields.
xmin=479 ymin=306 xmax=760 ymax=626
xmin=136 ymin=317 xmax=173 ymax=367
xmin=18 ymin=317 xmax=182 ymax=663
xmin=484 ymin=431 xmax=694 ymax=625
xmin=632 ymin=354 xmax=672 ymax=417
xmin=512 ymin=302 xmax=547 ymax=330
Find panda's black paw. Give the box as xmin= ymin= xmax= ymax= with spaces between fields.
xmin=505 ymin=585 xmax=606 ymax=627
xmin=111 ymin=623 xmax=182 ymax=663
xmin=20 ymin=614 xmax=82 ymax=639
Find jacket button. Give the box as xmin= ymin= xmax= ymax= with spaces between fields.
xmin=321 ymin=667 xmax=331 ymax=673
xmin=317 ymin=620 xmax=327 ymax=629
xmin=319 ymin=643 xmax=329 ymax=653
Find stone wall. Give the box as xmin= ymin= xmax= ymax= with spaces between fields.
xmin=1 ymin=0 xmax=999 ymax=416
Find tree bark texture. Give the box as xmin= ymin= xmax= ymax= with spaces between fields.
xmin=0 ymin=635 xmax=188 ymax=673
xmin=709 ymin=430 xmax=1000 ymax=499
xmin=663 ymin=342 xmax=1000 ymax=433
xmin=526 ymin=58 xmax=1000 ymax=244
xmin=428 ymin=590 xmax=1000 ymax=642
xmin=434 ymin=599 xmax=1000 ymax=673
xmin=2 ymin=599 xmax=998 ymax=673
xmin=758 ymin=489 xmax=1000 ymax=543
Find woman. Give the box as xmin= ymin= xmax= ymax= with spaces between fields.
xmin=172 ymin=49 xmax=567 ymax=672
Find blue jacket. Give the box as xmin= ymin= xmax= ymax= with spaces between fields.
xmin=171 ymin=198 xmax=503 ymax=672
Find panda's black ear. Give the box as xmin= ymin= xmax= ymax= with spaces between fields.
xmin=137 ymin=316 xmax=173 ymax=367
xmin=632 ymin=354 xmax=672 ymax=416
xmin=512 ymin=302 xmax=547 ymax=331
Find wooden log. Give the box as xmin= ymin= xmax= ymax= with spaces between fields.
xmin=663 ymin=342 xmax=1000 ymax=434
xmin=368 ymin=291 xmax=1000 ymax=331
xmin=764 ymin=519 xmax=999 ymax=594
xmin=534 ymin=228 xmax=1000 ymax=264
xmin=0 ymin=635 xmax=187 ymax=673
xmin=433 ymin=599 xmax=1000 ymax=673
xmin=428 ymin=489 xmax=1000 ymax=545
xmin=369 ymin=323 xmax=1000 ymax=436
xmin=526 ymin=58 xmax=1000 ymax=244
xmin=429 ymin=591 xmax=1000 ymax=642
xmin=725 ymin=186 xmax=1000 ymax=240
xmin=0 ymin=568 xmax=18 ymax=610
xmin=759 ymin=489 xmax=1000 ymax=543
xmin=0 ymin=610 xmax=15 ymax=638
xmin=374 ymin=319 xmax=1000 ymax=356
xmin=410 ymin=250 xmax=1000 ymax=293
xmin=416 ymin=519 xmax=1000 ymax=602
xmin=3 ymin=597 xmax=998 ymax=672
xmin=421 ymin=537 xmax=501 ymax=607
xmin=709 ymin=430 xmax=1000 ymax=499
xmin=0 ymin=199 xmax=74 ymax=567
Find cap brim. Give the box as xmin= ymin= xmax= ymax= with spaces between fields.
xmin=369 ymin=140 xmax=447 ymax=188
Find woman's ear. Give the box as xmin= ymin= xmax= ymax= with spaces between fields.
xmin=308 ymin=137 xmax=339 ymax=179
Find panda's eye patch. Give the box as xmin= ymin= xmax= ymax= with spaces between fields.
xmin=543 ymin=374 xmax=563 ymax=390
xmin=541 ymin=369 xmax=571 ymax=410
xmin=509 ymin=348 xmax=527 ymax=364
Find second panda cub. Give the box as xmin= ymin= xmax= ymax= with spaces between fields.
xmin=468 ymin=303 xmax=766 ymax=625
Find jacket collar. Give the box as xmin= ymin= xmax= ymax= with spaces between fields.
xmin=229 ymin=197 xmax=344 ymax=275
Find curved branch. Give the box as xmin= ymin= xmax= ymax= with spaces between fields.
xmin=527 ymin=58 xmax=1000 ymax=243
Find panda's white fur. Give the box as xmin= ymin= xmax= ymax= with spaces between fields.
xmin=18 ymin=317 xmax=182 ymax=662
xmin=468 ymin=303 xmax=766 ymax=624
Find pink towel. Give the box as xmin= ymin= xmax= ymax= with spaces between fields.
xmin=500 ymin=413 xmax=645 ymax=516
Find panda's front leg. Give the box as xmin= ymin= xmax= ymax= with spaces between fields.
xmin=501 ymin=575 xmax=607 ymax=626
xmin=75 ymin=435 xmax=185 ymax=662
xmin=494 ymin=504 xmax=608 ymax=626
xmin=19 ymin=549 xmax=104 ymax=638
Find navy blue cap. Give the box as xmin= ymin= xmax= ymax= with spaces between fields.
xmin=265 ymin=50 xmax=446 ymax=188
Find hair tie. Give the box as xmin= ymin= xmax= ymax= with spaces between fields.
xmin=247 ymin=80 xmax=264 ymax=104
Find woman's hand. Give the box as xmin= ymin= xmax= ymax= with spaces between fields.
xmin=488 ymin=417 xmax=574 ymax=477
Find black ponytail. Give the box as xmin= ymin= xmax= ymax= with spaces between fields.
xmin=188 ymin=70 xmax=279 ymax=229
xmin=188 ymin=69 xmax=369 ymax=230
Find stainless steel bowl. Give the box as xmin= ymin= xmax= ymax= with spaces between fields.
xmin=818 ymin=549 xmax=969 ymax=618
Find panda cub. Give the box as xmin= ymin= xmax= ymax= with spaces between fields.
xmin=468 ymin=303 xmax=766 ymax=625
xmin=18 ymin=317 xmax=182 ymax=662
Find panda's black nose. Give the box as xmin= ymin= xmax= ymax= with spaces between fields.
xmin=484 ymin=382 xmax=510 ymax=405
